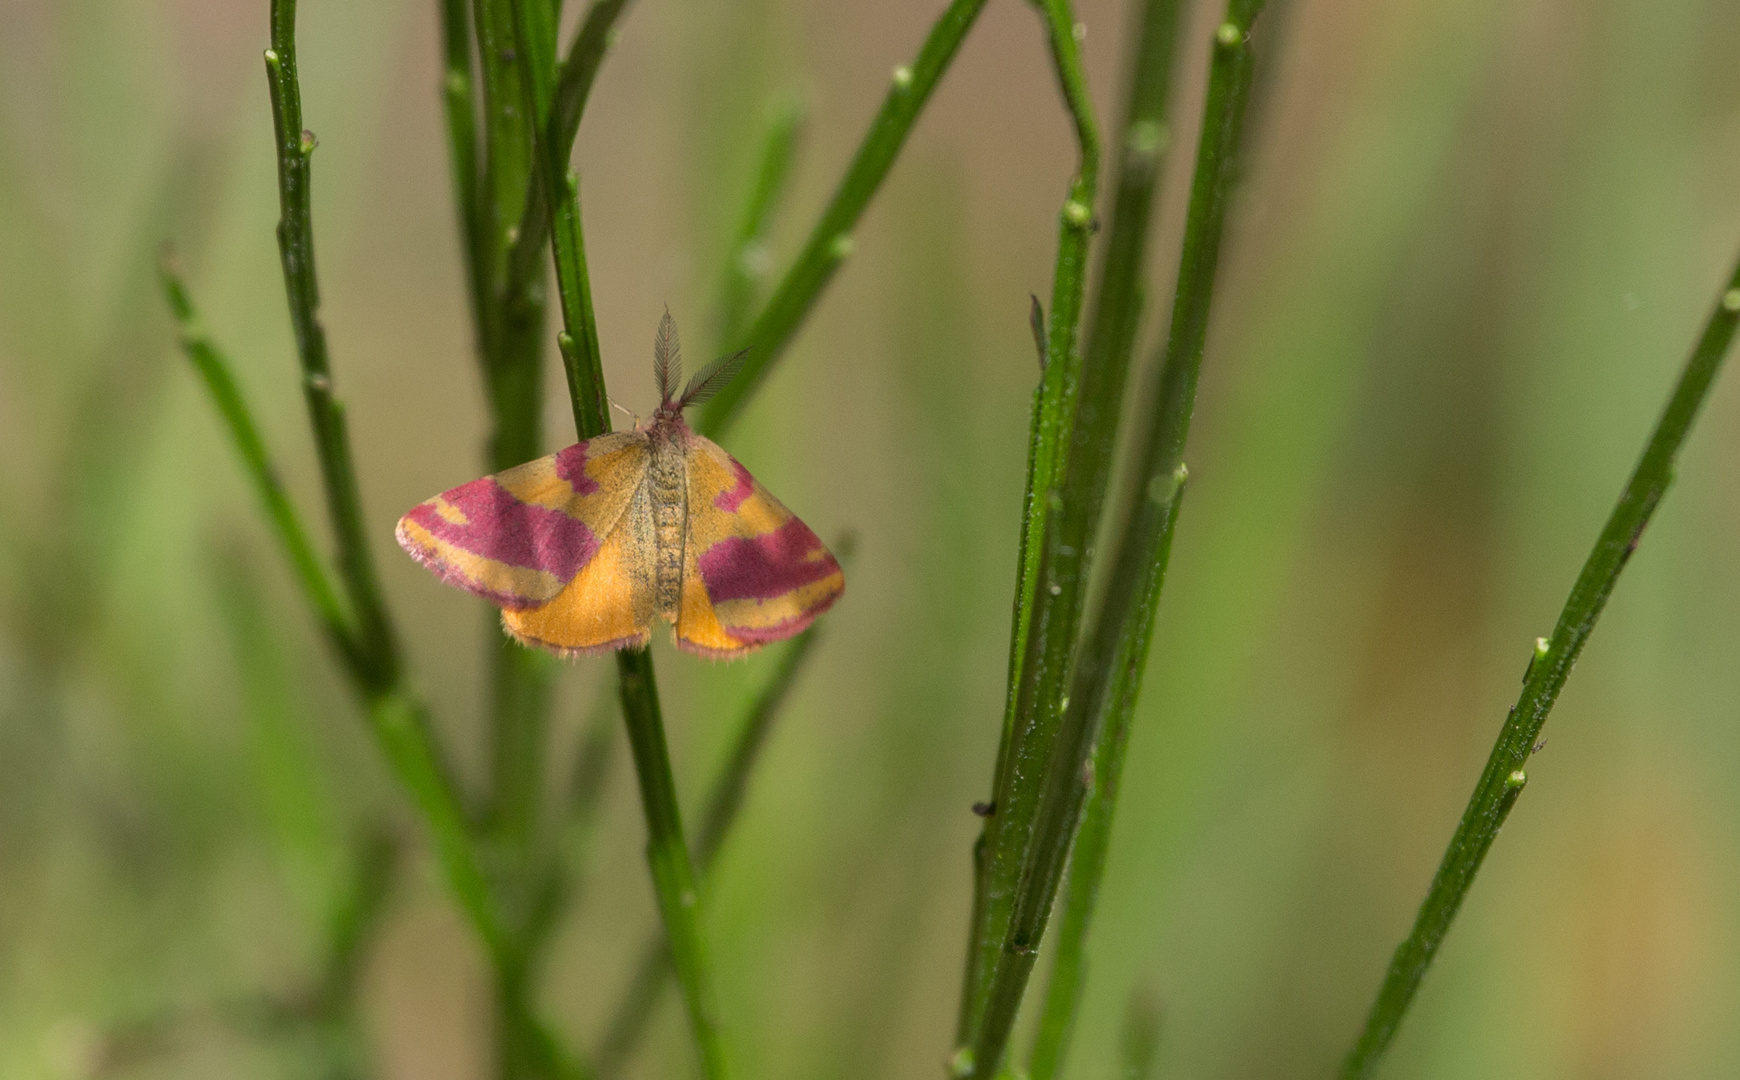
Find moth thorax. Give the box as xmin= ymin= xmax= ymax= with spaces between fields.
xmin=647 ymin=420 xmax=688 ymax=619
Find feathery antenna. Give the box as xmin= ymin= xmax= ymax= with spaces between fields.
xmin=679 ymin=347 xmax=752 ymax=409
xmin=653 ymin=307 xmax=682 ymax=404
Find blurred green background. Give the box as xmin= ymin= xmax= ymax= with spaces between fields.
xmin=3 ymin=0 xmax=1740 ymax=1077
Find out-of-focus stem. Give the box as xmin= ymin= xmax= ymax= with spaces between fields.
xmin=159 ymin=256 xmax=361 ymax=678
xmin=714 ymin=98 xmax=807 ymax=350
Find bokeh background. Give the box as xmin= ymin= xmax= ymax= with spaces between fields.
xmin=4 ymin=0 xmax=1740 ymax=1077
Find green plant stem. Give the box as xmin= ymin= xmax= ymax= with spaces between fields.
xmin=507 ymin=0 xmax=610 ymax=439
xmin=1017 ymin=0 xmax=1188 ymax=1072
xmin=519 ymin=686 xmax=621 ymax=963
xmin=163 ymin=257 xmax=510 ymax=964
xmin=1005 ymin=0 xmax=1164 ymax=961
xmin=257 ymin=5 xmax=581 ymax=1068
xmin=497 ymin=969 xmax=593 ymax=1080
xmin=472 ymin=0 xmax=547 ymax=474
xmin=1140 ymin=5 xmax=1260 ymax=494
xmin=570 ymin=687 xmax=619 ymax=820
xmin=496 ymin=0 xmax=616 ymax=1021
xmin=594 ymin=625 xmax=828 ymax=1078
xmin=506 ymin=0 xmax=635 ymax=304
xmin=471 ymin=0 xmax=559 ymax=882
xmin=956 ymin=0 xmax=1100 ymax=1067
xmin=615 ymin=648 xmax=731 ymax=1080
xmin=1028 ymin=466 xmax=1184 ymax=1080
xmin=440 ymin=0 xmax=491 ymax=362
xmin=693 ymin=631 xmax=823 ymax=866
xmin=371 ymin=688 xmax=513 ymax=956
xmin=1017 ymin=17 xmax=1264 ymax=1069
xmin=715 ymin=97 xmax=807 ymax=350
xmin=1340 ymin=253 xmax=1740 ymax=1079
xmin=963 ymin=4 xmax=1261 ymax=1074
xmin=695 ymin=0 xmax=991 ymax=437
xmin=316 ymin=825 xmax=402 ymax=1019
xmin=511 ymin=4 xmax=724 ymax=1072
xmin=159 ymin=258 xmax=361 ymax=679
xmin=263 ymin=13 xmax=398 ymax=693
xmin=484 ymin=5 xmax=637 ymax=1077
xmin=1114 ymin=986 xmax=1164 ymax=1080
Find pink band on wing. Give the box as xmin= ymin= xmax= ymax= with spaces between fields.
xmin=713 ymin=458 xmax=755 ymax=511
xmin=405 ymin=477 xmax=599 ymax=581
xmin=553 ymin=441 xmax=603 ymax=495
xmin=696 ymin=518 xmax=840 ymax=603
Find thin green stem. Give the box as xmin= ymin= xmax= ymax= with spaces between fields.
xmin=615 ymin=648 xmax=731 ymax=1080
xmin=957 ymin=316 xmax=1051 ymax=1051
xmin=511 ymin=2 xmax=722 ymax=1071
xmin=490 ymin=642 xmax=558 ymax=856
xmin=485 ymin=6 xmax=635 ymax=1077
xmin=693 ymin=629 xmax=824 ymax=867
xmin=694 ymin=0 xmax=991 ymax=437
xmin=440 ymin=0 xmax=492 ymax=363
xmin=510 ymin=0 xmax=612 ymax=439
xmin=162 ymin=255 xmax=507 ymax=961
xmin=494 ymin=7 xmax=615 ymax=1052
xmin=503 ymin=1 xmax=719 ymax=1073
xmin=518 ymin=686 xmax=620 ymax=963
xmin=258 ymin=0 xmax=545 ymax=1030
xmin=570 ymin=684 xmax=621 ymax=824
xmin=470 ymin=3 xmax=560 ymax=979
xmin=962 ymin=4 xmax=1262 ymax=1075
xmin=369 ymin=689 xmax=513 ymax=959
xmin=1028 ymin=467 xmax=1184 ymax=1080
xmin=956 ymin=0 xmax=1101 ymax=1067
xmin=497 ymin=972 xmax=594 ymax=1080
xmin=1018 ymin=0 xmax=1188 ymax=1072
xmin=715 ymin=97 xmax=807 ymax=351
xmin=507 ymin=0 xmax=635 ymax=304
xmin=158 ymin=255 xmax=361 ymax=679
xmin=1340 ymin=253 xmax=1740 ymax=1079
xmin=470 ymin=0 xmax=549 ymax=475
xmin=1018 ymin=17 xmax=1263 ymax=1067
xmin=1114 ymin=986 xmax=1164 ymax=1080
xmin=316 ymin=825 xmax=402 ymax=1020
xmin=1003 ymin=0 xmax=1160 ymax=960
xmin=1142 ymin=7 xmax=1260 ymax=486
xmin=264 ymin=10 xmax=399 ymax=693
xmin=594 ymin=624 xmax=829 ymax=1078
xmin=553 ymin=164 xmax=611 ymax=435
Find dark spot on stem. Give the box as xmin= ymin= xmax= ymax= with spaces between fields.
xmin=1029 ymin=294 xmax=1047 ymax=372
xmin=971 ymin=801 xmax=995 ymax=818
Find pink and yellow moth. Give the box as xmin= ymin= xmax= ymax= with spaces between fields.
xmin=395 ymin=312 xmax=844 ymax=658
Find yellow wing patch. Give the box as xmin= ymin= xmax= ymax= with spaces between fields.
xmin=503 ymin=482 xmax=658 ymax=655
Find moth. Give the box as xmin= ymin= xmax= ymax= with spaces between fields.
xmin=396 ymin=312 xmax=844 ymax=658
